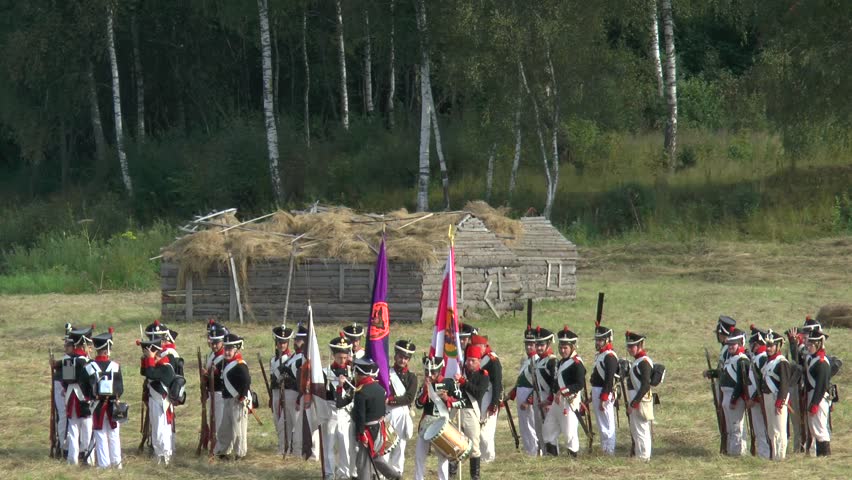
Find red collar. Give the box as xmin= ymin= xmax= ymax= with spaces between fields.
xmin=156 ymin=355 xmax=170 ymax=366
xmin=599 ymin=343 xmax=613 ymax=353
xmin=356 ymin=376 xmax=375 ymax=388
xmin=278 ymin=349 xmax=291 ymax=358
xmin=212 ymin=348 xmax=224 ymax=357
xmin=816 ymin=349 xmax=826 ymax=360
xmin=95 ymin=355 xmax=110 ymax=362
xmin=331 ymin=361 xmax=350 ymax=370
xmin=734 ymin=346 xmax=746 ymax=355
xmin=73 ymin=348 xmax=88 ymax=357
xmin=161 ymin=342 xmax=176 ymax=351
xmin=633 ymin=350 xmax=647 ymax=359
xmin=768 ymin=352 xmax=782 ymax=360
xmin=226 ymin=352 xmax=243 ymax=364
xmin=527 ymin=350 xmax=536 ymax=359
xmin=540 ymin=347 xmax=554 ymax=357
xmin=753 ymin=345 xmax=767 ymax=355
xmin=394 ymin=365 xmax=409 ymax=374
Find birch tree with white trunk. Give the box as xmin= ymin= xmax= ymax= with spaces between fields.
xmin=335 ymin=0 xmax=350 ymax=130
xmin=258 ymin=0 xmax=284 ymax=202
xmin=649 ymin=0 xmax=664 ymax=98
xmin=131 ymin=10 xmax=145 ymax=140
xmin=363 ymin=7 xmax=374 ymax=115
xmin=106 ymin=6 xmax=133 ymax=197
xmin=485 ymin=143 xmax=496 ymax=202
xmin=661 ymin=0 xmax=678 ymax=170
xmin=507 ymin=82 xmax=522 ymax=204
xmin=519 ymin=56 xmax=559 ymax=219
xmin=302 ymin=9 xmax=311 ymax=148
xmin=414 ymin=0 xmax=431 ymax=212
xmin=387 ymin=0 xmax=396 ymax=129
xmin=416 ymin=0 xmax=450 ymax=210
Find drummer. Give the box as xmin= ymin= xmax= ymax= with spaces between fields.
xmin=414 ymin=356 xmax=451 ymax=480
xmin=441 ymin=343 xmax=490 ymax=480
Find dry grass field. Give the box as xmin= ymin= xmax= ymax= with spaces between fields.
xmin=1 ymin=237 xmax=850 ymax=479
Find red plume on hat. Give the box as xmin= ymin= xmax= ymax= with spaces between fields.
xmin=108 ymin=327 xmax=114 ymax=335
xmin=470 ymin=334 xmax=488 ymax=346
xmin=208 ymin=318 xmax=215 ymax=326
xmin=154 ymin=319 xmax=160 ymax=326
xmin=563 ymin=325 xmax=569 ymax=333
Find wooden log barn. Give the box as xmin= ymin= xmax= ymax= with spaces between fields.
xmin=158 ymin=203 xmax=578 ymax=324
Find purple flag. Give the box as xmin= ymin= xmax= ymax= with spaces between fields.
xmin=365 ymin=236 xmax=391 ymax=396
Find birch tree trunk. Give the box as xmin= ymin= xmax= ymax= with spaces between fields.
xmin=86 ymin=60 xmax=108 ymax=180
xmin=485 ymin=143 xmax=496 ymax=202
xmin=130 ymin=11 xmax=145 ymax=140
xmin=415 ymin=0 xmax=431 ymax=212
xmin=544 ymin=48 xmax=560 ymax=219
xmin=649 ymin=0 xmax=664 ymax=98
xmin=508 ymin=84 xmax=522 ymax=204
xmin=107 ymin=7 xmax=133 ymax=197
xmin=387 ymin=0 xmax=396 ymax=129
xmin=363 ymin=8 xmax=374 ymax=115
xmin=335 ymin=0 xmax=350 ymax=130
xmin=661 ymin=0 xmax=678 ymax=171
xmin=519 ymin=59 xmax=555 ymax=219
xmin=258 ymin=0 xmax=284 ymax=202
xmin=302 ymin=10 xmax=311 ymax=148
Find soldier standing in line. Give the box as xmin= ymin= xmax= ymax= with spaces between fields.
xmin=761 ymin=330 xmax=790 ymax=460
xmin=342 ymin=323 xmax=366 ymax=359
xmin=532 ymin=327 xmax=558 ymax=456
xmin=469 ymin=334 xmax=502 ymax=463
xmin=747 ymin=325 xmax=771 ymax=459
xmin=458 ymin=323 xmax=477 ymax=351
xmin=204 ymin=321 xmax=228 ymax=452
xmin=624 ymin=331 xmax=655 ymax=461
xmin=322 ymin=334 xmax=356 ymax=480
xmin=291 ymin=325 xmax=320 ymax=460
xmin=720 ymin=328 xmax=750 ymax=456
xmin=413 ymin=356 xmax=450 ymax=480
xmin=52 ymin=324 xmax=75 ymax=459
xmin=442 ymin=343 xmax=490 ymax=480
xmin=590 ymin=324 xmax=619 ymax=455
xmin=269 ymin=324 xmax=294 ymax=456
xmin=506 ymin=328 xmax=540 ymax=456
xmin=805 ymin=327 xmax=832 ymax=457
xmin=215 ymin=333 xmax=252 ymax=461
xmin=386 ymin=340 xmax=418 ymax=476
xmin=87 ymin=328 xmax=124 ymax=468
xmin=139 ymin=337 xmax=176 ymax=465
xmin=786 ymin=316 xmax=821 ymax=453
xmin=63 ymin=325 xmax=94 ymax=465
xmin=145 ymin=320 xmax=183 ymax=453
xmin=352 ymin=358 xmax=400 ymax=480
xmin=543 ymin=326 xmax=585 ymax=457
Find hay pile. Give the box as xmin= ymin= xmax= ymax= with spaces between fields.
xmin=160 ymin=202 xmax=523 ymax=282
xmin=817 ymin=304 xmax=852 ymax=329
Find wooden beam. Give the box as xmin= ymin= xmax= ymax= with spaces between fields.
xmin=339 ymin=264 xmax=345 ymax=301
xmin=185 ymin=275 xmax=193 ymax=322
xmin=483 ymin=281 xmax=501 ymax=318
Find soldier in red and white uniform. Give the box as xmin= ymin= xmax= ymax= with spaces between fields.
xmin=760 ymin=330 xmax=790 ymax=460
xmin=386 ymin=340 xmax=418 ymax=476
xmin=62 ymin=326 xmax=94 ymax=465
xmin=532 ymin=327 xmax=558 ymax=456
xmin=543 ymin=326 xmax=585 ymax=457
xmin=805 ymin=328 xmax=832 ymax=456
xmin=216 ymin=333 xmax=253 ymax=461
xmin=139 ymin=337 xmax=176 ymax=465
xmin=204 ymin=321 xmax=228 ymax=452
xmin=625 ymin=331 xmax=655 ymax=461
xmin=746 ymin=325 xmax=771 ymax=459
xmin=269 ymin=324 xmax=294 ymax=456
xmin=469 ymin=334 xmax=502 ymax=463
xmin=590 ymin=324 xmax=618 ymax=454
xmin=87 ymin=328 xmax=124 ymax=468
xmin=506 ymin=328 xmax=540 ymax=456
xmin=720 ymin=329 xmax=750 ymax=456
xmin=342 ymin=323 xmax=366 ymax=360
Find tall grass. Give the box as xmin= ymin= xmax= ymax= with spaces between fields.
xmin=0 ymin=222 xmax=175 ymax=293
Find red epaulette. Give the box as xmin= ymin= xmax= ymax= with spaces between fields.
xmin=575 ymin=356 xmax=584 ymax=364
xmin=482 ymin=369 xmax=489 ymax=376
xmin=488 ymin=352 xmax=498 ymax=361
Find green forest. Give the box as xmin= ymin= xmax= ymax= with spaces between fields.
xmin=0 ymin=0 xmax=851 ymax=292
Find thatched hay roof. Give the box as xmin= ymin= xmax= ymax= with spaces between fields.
xmin=160 ymin=201 xmax=522 ymax=283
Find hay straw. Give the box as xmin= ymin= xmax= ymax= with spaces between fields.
xmin=160 ymin=202 xmax=524 ymax=282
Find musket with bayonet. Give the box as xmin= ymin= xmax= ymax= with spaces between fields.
xmin=526 ymin=299 xmax=547 ymax=455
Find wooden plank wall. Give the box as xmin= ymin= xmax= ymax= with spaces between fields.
xmin=509 ymin=217 xmax=579 ymax=301
xmin=161 ymin=260 xmax=423 ymax=324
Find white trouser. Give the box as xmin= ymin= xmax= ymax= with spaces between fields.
xmin=414 ymin=415 xmax=448 ymax=480
xmin=625 ymin=398 xmax=654 ymax=460
xmin=807 ymin=396 xmax=831 ymax=442
xmin=66 ymin=411 xmax=93 ymax=465
xmin=763 ymin=394 xmax=788 ymax=460
xmin=322 ymin=404 xmax=353 ymax=478
xmin=386 ymin=405 xmax=412 ymax=474
xmin=148 ymin=393 xmax=173 ymax=459
xmin=592 ymin=386 xmax=616 ymax=454
xmin=273 ymin=389 xmax=298 ymax=455
xmin=208 ymin=390 xmax=224 ymax=449
xmin=542 ymin=397 xmax=579 ymax=454
xmin=515 ymin=387 xmax=539 ymax=456
xmin=750 ymin=401 xmax=771 ymax=459
xmin=478 ymin=389 xmax=498 ymax=462
xmin=215 ymin=397 xmax=249 ymax=457
xmin=53 ymin=381 xmax=68 ymax=450
xmin=93 ymin=421 xmax=122 ymax=468
xmin=721 ymin=387 xmax=746 ymax=456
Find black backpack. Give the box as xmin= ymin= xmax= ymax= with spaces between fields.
xmin=167 ymin=364 xmax=187 ymax=406
xmin=650 ymin=363 xmax=666 ymax=387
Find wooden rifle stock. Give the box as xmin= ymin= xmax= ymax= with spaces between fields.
xmin=48 ymin=349 xmax=58 ymax=458
xmin=502 ymin=399 xmax=520 ymax=449
xmin=196 ymin=348 xmax=209 ymax=456
xmin=704 ymin=347 xmax=727 ymax=454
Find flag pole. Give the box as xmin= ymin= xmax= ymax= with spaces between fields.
xmin=307 ymin=302 xmax=326 ymax=480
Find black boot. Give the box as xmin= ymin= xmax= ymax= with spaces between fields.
xmin=545 ymin=443 xmax=559 ymax=456
xmin=816 ymin=441 xmax=831 ymax=457
xmin=448 ymin=461 xmax=458 ymax=477
xmin=567 ymin=449 xmax=578 ymax=458
xmin=470 ymin=457 xmax=481 ymax=480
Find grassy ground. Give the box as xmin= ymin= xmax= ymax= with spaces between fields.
xmin=1 ymin=237 xmax=850 ymax=479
